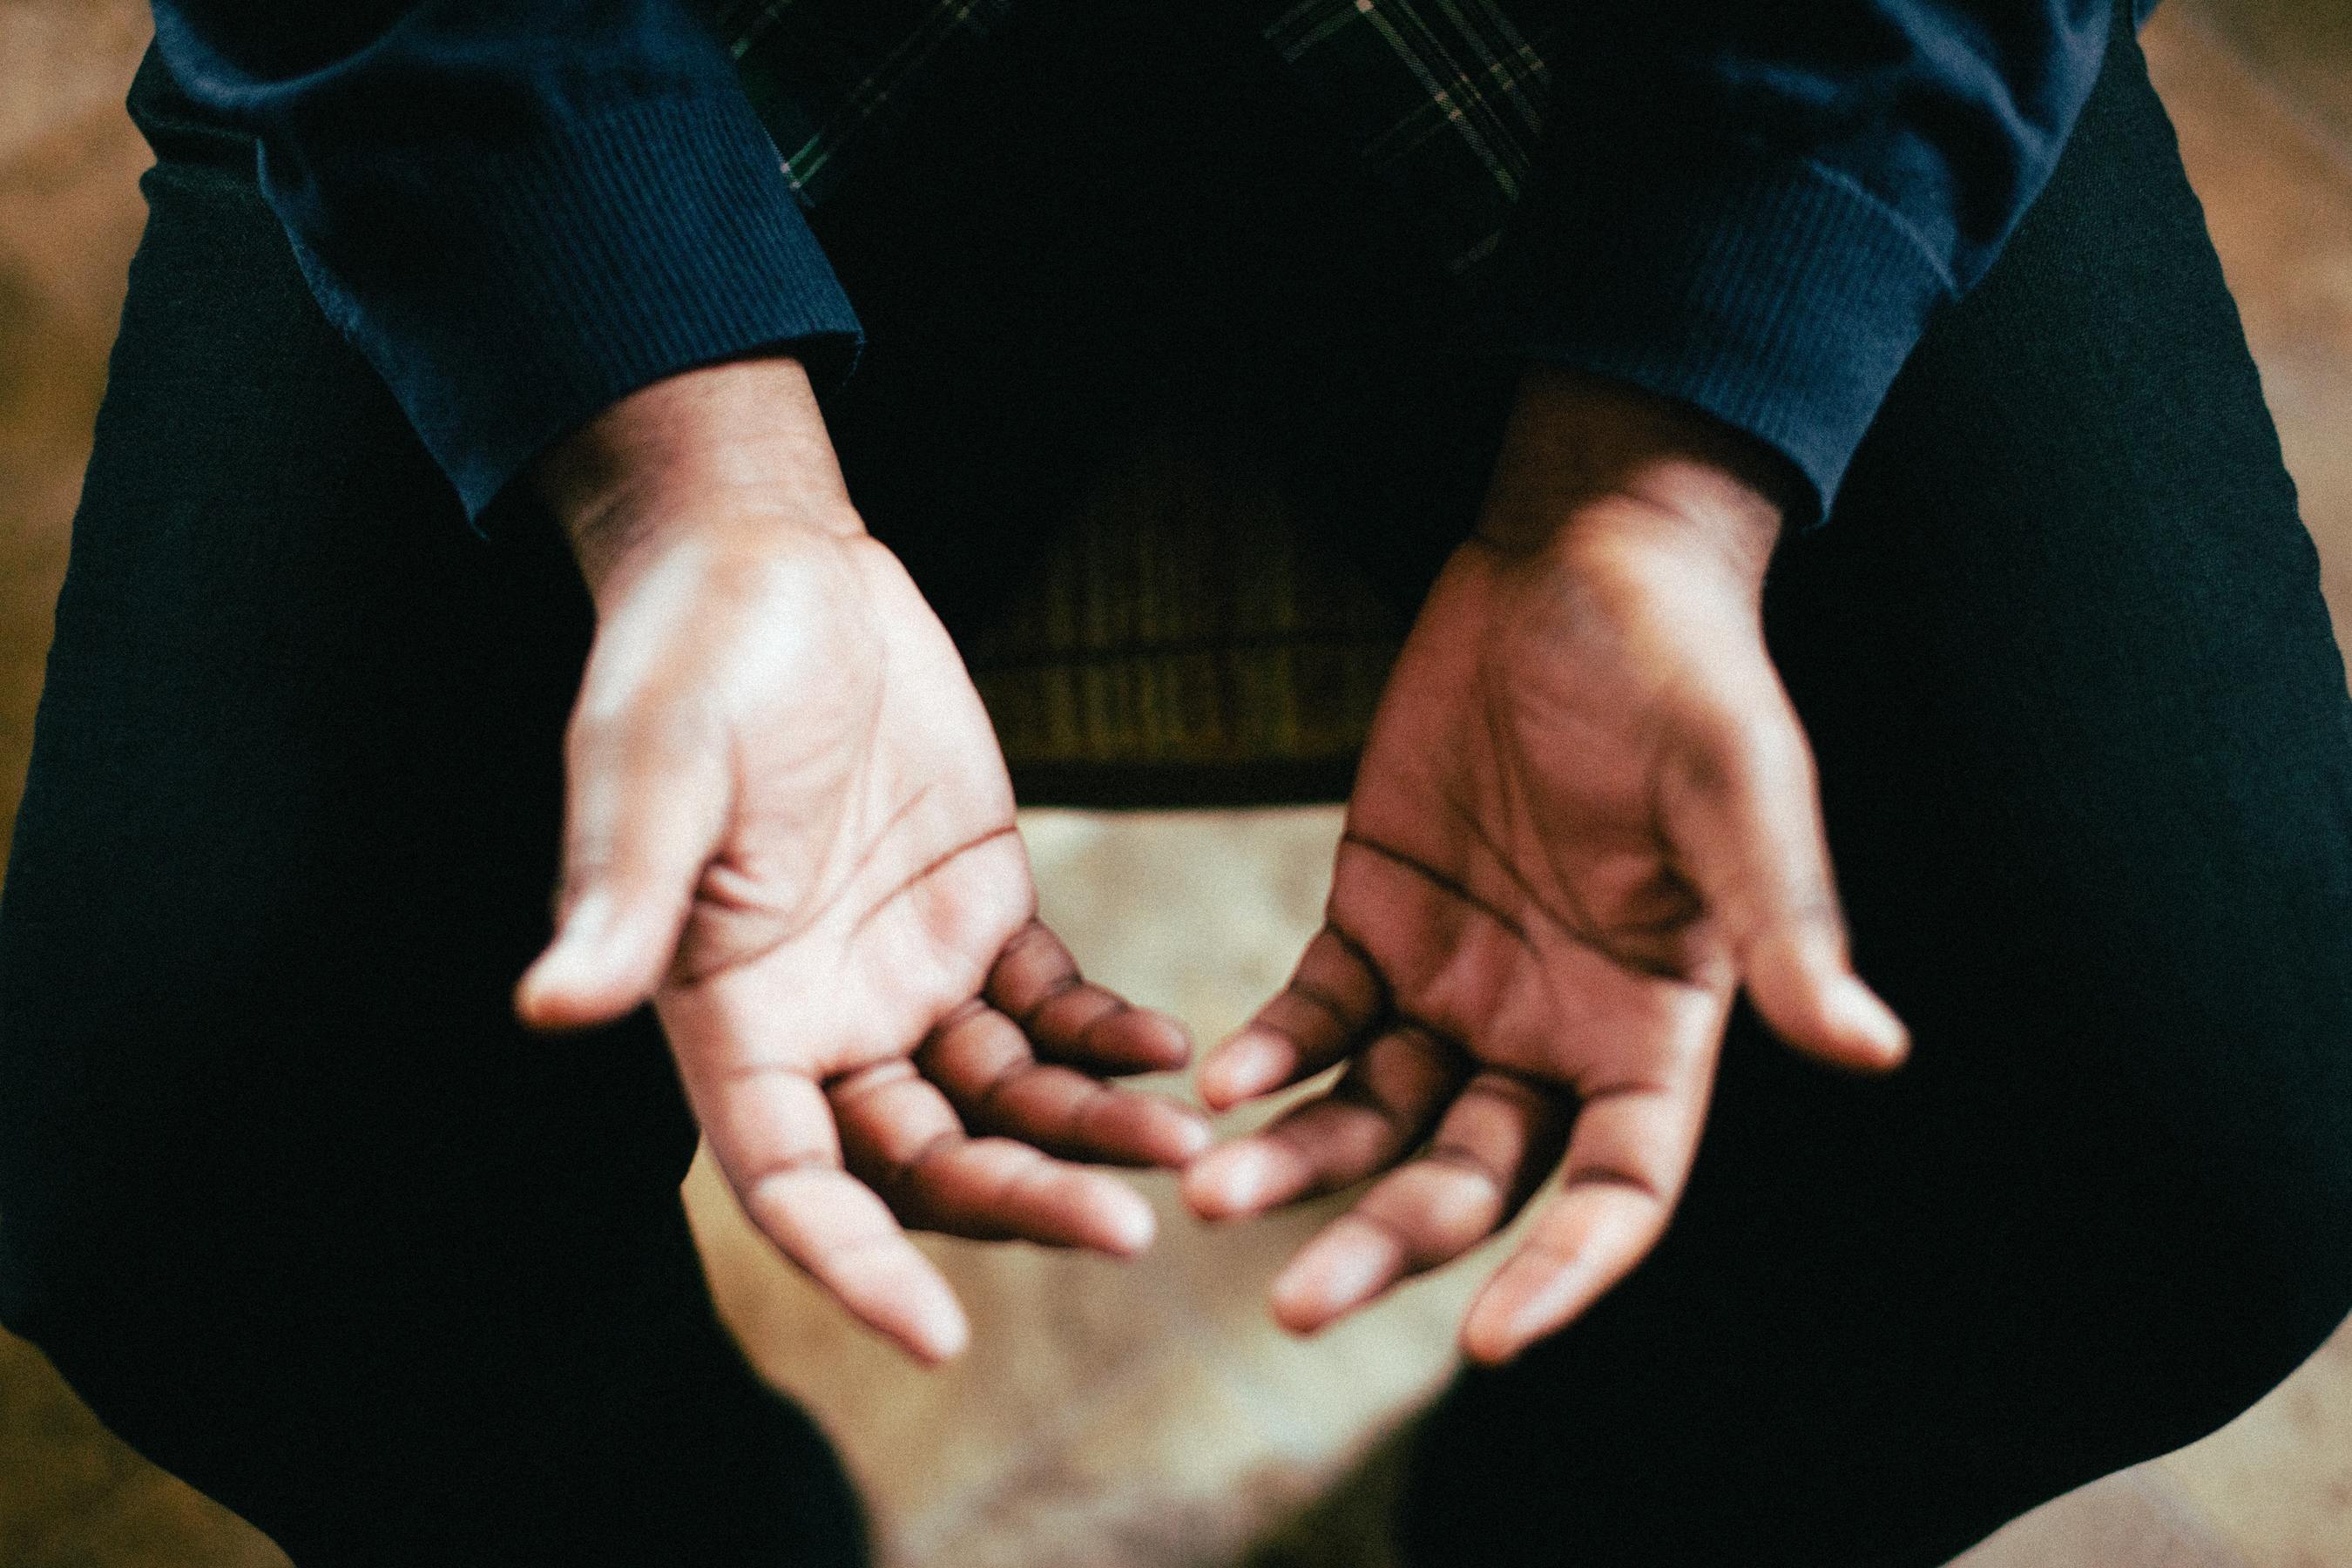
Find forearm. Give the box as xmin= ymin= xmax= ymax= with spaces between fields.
xmin=1496 ymin=0 xmax=2118 ymax=520
xmin=150 ymin=0 xmax=861 ymax=518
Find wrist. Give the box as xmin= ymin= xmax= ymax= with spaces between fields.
xmin=1478 ymin=367 xmax=1794 ymax=592
xmin=532 ymin=356 xmax=862 ymax=606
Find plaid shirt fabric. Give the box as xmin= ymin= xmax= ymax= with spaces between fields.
xmin=700 ymin=0 xmax=1562 ymax=787
xmin=710 ymin=0 xmax=1554 ymax=279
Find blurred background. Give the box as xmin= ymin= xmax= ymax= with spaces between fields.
xmin=2 ymin=3 xmax=2349 ymax=1563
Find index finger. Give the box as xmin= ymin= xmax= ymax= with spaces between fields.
xmin=986 ymin=919 xmax=1193 ymax=1075
xmin=1196 ymin=925 xmax=1386 ymax=1111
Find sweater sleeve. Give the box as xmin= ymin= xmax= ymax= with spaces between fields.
xmin=1495 ymin=0 xmax=2119 ymax=522
xmin=148 ymin=0 xmax=862 ymax=519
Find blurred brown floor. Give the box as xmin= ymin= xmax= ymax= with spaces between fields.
xmin=2 ymin=3 xmax=2349 ymax=1565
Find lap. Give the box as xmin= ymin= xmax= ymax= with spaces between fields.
xmin=0 ymin=56 xmax=863 ymax=1565
xmin=9 ymin=20 xmax=2346 ymax=1566
xmin=1401 ymin=18 xmax=2352 ymax=1567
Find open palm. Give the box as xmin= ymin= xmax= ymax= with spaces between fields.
xmin=1186 ymin=483 xmax=1907 ymax=1363
xmin=522 ymin=515 xmax=1204 ymax=1362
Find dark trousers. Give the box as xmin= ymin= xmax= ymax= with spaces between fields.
xmin=0 ymin=53 xmax=872 ymax=1568
xmin=1397 ymin=17 xmax=2352 ymax=1567
xmin=3 ymin=12 xmax=2349 ymax=1568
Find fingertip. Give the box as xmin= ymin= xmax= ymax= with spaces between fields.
xmin=896 ymin=1279 xmax=972 ymax=1366
xmin=1179 ymin=1147 xmax=1243 ymax=1219
xmin=512 ymin=966 xmax=564 ymax=1031
xmin=1105 ymin=1094 xmax=1212 ymax=1171
xmin=1749 ymin=938 xmax=1909 ymax=1074
xmin=1180 ymin=1140 xmax=1277 ymax=1220
xmin=1458 ymin=1286 xmax=1545 ymax=1368
xmin=513 ymin=953 xmax=634 ymax=1034
xmin=909 ymin=1319 xmax=970 ymax=1366
xmin=1071 ymin=1004 xmax=1197 ymax=1075
xmin=1177 ymin=1154 xmax=1231 ymax=1220
xmin=1129 ymin=1009 xmax=1195 ymax=1070
xmin=1049 ymin=1168 xmax=1161 ymax=1259
xmin=1799 ymin=974 xmax=1911 ymax=1073
xmin=1269 ymin=1282 xmax=1335 ymax=1338
xmin=1158 ymin=1109 xmax=1215 ymax=1166
xmin=1198 ymin=1030 xmax=1291 ymax=1111
xmin=1098 ymin=1186 xmax=1158 ymax=1257
xmin=1268 ymin=1226 xmax=1398 ymax=1335
xmin=1457 ymin=1308 xmax=1524 ymax=1368
xmin=1462 ymin=1254 xmax=1602 ymax=1366
xmin=1091 ymin=1095 xmax=1210 ymax=1171
xmin=1831 ymin=977 xmax=1910 ymax=1068
xmin=1268 ymin=1258 xmax=1336 ymax=1336
xmin=513 ymin=890 xmax=668 ymax=1033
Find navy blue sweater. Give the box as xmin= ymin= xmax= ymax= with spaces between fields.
xmin=149 ymin=1 xmax=2152 ymax=521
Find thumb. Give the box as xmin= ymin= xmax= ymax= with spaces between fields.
xmin=516 ymin=715 xmax=730 ymax=1031
xmin=1660 ymin=697 xmax=1909 ymax=1073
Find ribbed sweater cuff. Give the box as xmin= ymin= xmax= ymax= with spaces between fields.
xmin=1490 ymin=127 xmax=1955 ymax=526
xmin=278 ymin=91 xmax=862 ymax=520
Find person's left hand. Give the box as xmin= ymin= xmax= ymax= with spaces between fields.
xmin=1182 ymin=369 xmax=1908 ymax=1364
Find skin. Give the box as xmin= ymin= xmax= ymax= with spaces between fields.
xmin=1181 ymin=366 xmax=1909 ymax=1365
xmin=512 ymin=354 xmax=1905 ymax=1369
xmin=514 ymin=357 xmax=1210 ymax=1364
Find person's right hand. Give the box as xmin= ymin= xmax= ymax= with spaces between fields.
xmin=514 ymin=359 xmax=1207 ymax=1363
